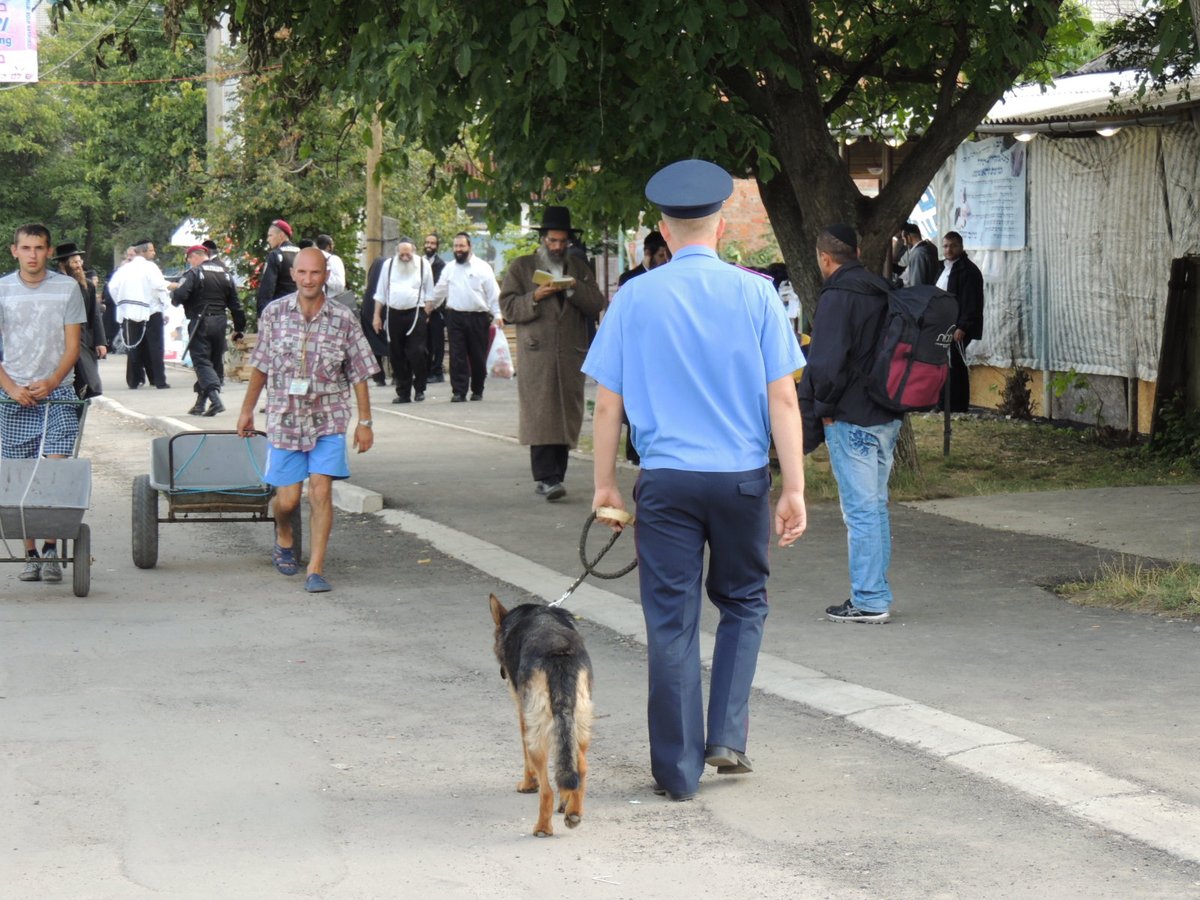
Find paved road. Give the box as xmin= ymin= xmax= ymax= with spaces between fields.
xmin=1 ymin=356 xmax=1198 ymax=896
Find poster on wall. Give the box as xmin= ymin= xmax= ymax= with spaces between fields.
xmin=0 ymin=0 xmax=39 ymax=83
xmin=951 ymin=137 xmax=1027 ymax=250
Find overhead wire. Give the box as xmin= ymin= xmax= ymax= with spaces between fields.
xmin=1 ymin=3 xmax=244 ymax=91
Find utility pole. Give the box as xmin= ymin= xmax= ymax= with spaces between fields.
xmin=205 ymin=19 xmax=227 ymax=147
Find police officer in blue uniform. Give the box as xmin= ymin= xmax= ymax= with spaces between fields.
xmin=583 ymin=160 xmax=808 ymax=801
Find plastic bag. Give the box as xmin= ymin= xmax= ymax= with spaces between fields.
xmin=487 ymin=327 xmax=514 ymax=378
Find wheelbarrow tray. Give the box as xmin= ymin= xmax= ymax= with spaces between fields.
xmin=0 ymin=457 xmax=91 ymax=540
xmin=149 ymin=432 xmax=272 ymax=513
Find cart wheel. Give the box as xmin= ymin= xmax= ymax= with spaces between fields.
xmin=132 ymin=474 xmax=159 ymax=569
xmin=288 ymin=504 xmax=304 ymax=564
xmin=73 ymin=523 xmax=91 ymax=597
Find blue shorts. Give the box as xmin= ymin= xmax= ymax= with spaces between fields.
xmin=1 ymin=385 xmax=81 ymax=458
xmin=264 ymin=433 xmax=351 ymax=487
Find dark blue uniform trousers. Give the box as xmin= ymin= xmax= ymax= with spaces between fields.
xmin=633 ymin=465 xmax=771 ymax=795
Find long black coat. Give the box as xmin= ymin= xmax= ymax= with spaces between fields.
xmin=359 ymin=257 xmax=390 ymax=357
xmin=946 ymin=253 xmax=984 ymax=341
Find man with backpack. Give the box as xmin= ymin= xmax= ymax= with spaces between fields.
xmin=799 ymin=224 xmax=903 ymax=624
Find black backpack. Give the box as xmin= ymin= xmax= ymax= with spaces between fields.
xmin=863 ymin=284 xmax=959 ymax=413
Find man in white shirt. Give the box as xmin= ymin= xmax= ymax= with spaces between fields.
xmin=431 ymin=232 xmax=502 ymax=402
xmin=372 ymin=237 xmax=435 ymax=403
xmin=113 ymin=239 xmax=175 ymax=390
xmin=316 ymin=234 xmax=348 ymax=299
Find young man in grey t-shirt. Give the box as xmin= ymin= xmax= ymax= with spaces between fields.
xmin=0 ymin=223 xmax=87 ymax=584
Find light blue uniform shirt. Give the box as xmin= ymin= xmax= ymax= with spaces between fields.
xmin=583 ymin=245 xmax=804 ymax=471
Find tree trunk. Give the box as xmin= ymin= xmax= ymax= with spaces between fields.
xmin=893 ymin=415 xmax=923 ymax=481
xmin=1192 ymin=0 xmax=1200 ymax=63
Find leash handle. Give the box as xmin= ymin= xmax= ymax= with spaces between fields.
xmin=548 ymin=510 xmax=638 ymax=608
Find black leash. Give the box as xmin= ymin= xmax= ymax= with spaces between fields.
xmin=549 ymin=509 xmax=637 ymax=607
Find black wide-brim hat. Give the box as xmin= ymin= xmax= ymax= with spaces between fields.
xmin=534 ymin=205 xmax=582 ymax=236
xmin=52 ymin=241 xmax=84 ymax=262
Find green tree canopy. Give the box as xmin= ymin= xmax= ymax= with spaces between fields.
xmin=0 ymin=3 xmax=207 ymax=270
xmin=57 ymin=0 xmax=1095 ymax=301
xmin=1101 ymin=0 xmax=1199 ymax=97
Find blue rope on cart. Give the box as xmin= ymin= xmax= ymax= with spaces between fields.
xmin=168 ymin=433 xmax=272 ymax=497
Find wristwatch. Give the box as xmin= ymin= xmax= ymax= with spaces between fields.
xmin=358 ymin=420 xmax=373 ymax=428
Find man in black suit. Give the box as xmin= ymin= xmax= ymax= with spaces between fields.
xmin=936 ymin=230 xmax=984 ymax=412
xmin=618 ymin=231 xmax=670 ymax=286
xmin=423 ymin=233 xmax=448 ymax=382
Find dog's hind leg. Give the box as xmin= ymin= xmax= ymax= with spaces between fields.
xmin=528 ymin=741 xmax=555 ymax=837
xmin=515 ymin=706 xmax=538 ymax=794
xmin=523 ymin=672 xmax=556 ymax=837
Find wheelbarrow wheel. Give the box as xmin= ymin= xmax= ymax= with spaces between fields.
xmin=72 ymin=523 xmax=91 ymax=597
xmin=132 ymin=474 xmax=159 ymax=569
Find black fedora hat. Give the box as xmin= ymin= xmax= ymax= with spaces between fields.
xmin=52 ymin=241 xmax=84 ymax=262
xmin=534 ymin=205 xmax=582 ymax=236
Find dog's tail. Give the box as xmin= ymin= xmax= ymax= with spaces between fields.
xmin=550 ymin=662 xmax=593 ymax=791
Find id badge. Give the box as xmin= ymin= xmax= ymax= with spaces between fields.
xmin=288 ymin=377 xmax=311 ymax=396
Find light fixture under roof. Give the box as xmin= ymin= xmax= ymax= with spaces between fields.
xmin=1014 ymin=131 xmax=1037 ymax=142
xmin=1096 ymin=125 xmax=1122 ymax=137
xmin=843 ymin=134 xmax=858 ymax=146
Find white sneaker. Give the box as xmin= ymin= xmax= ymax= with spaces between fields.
xmin=18 ymin=557 xmax=41 ymax=582
xmin=41 ymin=548 xmax=62 ymax=583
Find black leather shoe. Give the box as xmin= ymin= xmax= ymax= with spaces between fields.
xmin=705 ymin=745 xmax=753 ymax=774
xmin=652 ymin=784 xmax=697 ymax=802
xmin=535 ymin=481 xmax=567 ymax=501
xmin=156 ymin=382 xmax=171 ymax=389
xmin=450 ymin=394 xmax=466 ymax=403
xmin=414 ymin=392 xmax=425 ymax=402
xmin=469 ymin=392 xmax=483 ymax=401
xmin=393 ymin=396 xmax=410 ymax=404
xmin=203 ymin=390 xmax=225 ymax=416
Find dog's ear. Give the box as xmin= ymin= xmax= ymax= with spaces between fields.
xmin=499 ymin=664 xmax=508 ymax=680
xmin=489 ymin=593 xmax=507 ymax=626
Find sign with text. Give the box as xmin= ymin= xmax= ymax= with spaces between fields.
xmin=952 ymin=137 xmax=1027 ymax=250
xmin=0 ymin=0 xmax=38 ymax=83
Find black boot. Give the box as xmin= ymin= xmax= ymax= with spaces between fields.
xmin=188 ymin=389 xmax=206 ymax=416
xmin=203 ymin=387 xmax=225 ymax=416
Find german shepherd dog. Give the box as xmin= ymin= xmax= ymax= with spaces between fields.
xmin=489 ymin=594 xmax=593 ymax=837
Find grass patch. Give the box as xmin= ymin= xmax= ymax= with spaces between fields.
xmin=1057 ymin=557 xmax=1200 ymax=620
xmin=803 ymin=414 xmax=1199 ymax=502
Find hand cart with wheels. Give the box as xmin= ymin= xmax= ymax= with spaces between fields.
xmin=131 ymin=429 xmax=302 ymax=569
xmin=0 ymin=398 xmax=93 ymax=597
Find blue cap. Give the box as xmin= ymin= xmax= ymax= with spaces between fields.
xmin=645 ymin=159 xmax=734 ymax=219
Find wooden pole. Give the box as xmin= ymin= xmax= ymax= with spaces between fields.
xmin=363 ymin=115 xmax=384 ymax=270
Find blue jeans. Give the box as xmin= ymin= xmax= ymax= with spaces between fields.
xmin=825 ymin=419 xmax=902 ymax=612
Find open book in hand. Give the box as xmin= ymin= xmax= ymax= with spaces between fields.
xmin=532 ymin=269 xmax=576 ymax=290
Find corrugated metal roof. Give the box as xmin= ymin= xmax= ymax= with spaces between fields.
xmin=983 ymin=72 xmax=1200 ymax=125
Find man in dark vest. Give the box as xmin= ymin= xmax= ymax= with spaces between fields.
xmin=172 ymin=244 xmax=245 ymax=416
xmin=256 ymin=218 xmax=299 ymax=316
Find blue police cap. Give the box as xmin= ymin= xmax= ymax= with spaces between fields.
xmin=645 ymin=159 xmax=734 ymax=219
